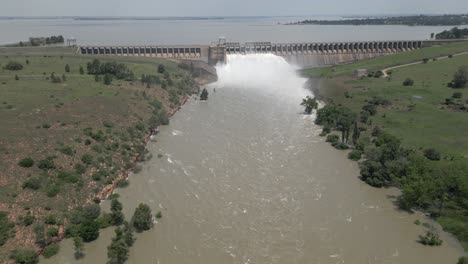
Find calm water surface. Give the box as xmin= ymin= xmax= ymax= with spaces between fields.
xmin=0 ymin=16 xmax=464 ymax=45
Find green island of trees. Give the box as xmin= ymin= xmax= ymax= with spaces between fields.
xmin=435 ymin=27 xmax=468 ymax=39
xmin=290 ymin=14 xmax=468 ymax=26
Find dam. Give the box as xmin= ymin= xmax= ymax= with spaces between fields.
xmin=77 ymin=40 xmax=426 ymax=67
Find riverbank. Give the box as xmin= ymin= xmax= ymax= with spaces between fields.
xmin=303 ymin=41 xmax=468 ymax=256
xmin=0 ymin=46 xmax=215 ymax=262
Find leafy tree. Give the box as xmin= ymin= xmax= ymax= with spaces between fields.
xmin=79 ymin=66 xmax=84 ymax=75
xmin=300 ymin=96 xmax=318 ymax=114
xmin=65 ymin=64 xmax=70 ymax=73
xmin=18 ymin=157 xmax=34 ymax=168
xmin=200 ymin=88 xmax=209 ymax=101
xmin=132 ymin=203 xmax=153 ymax=232
xmin=4 ymin=61 xmax=23 ymax=71
xmin=9 ymin=248 xmax=38 ymax=264
xmin=43 ymin=244 xmax=59 ymax=258
xmin=403 ymin=78 xmax=414 ymax=86
xmin=452 ymin=92 xmax=463 ymax=98
xmin=79 ymin=220 xmax=100 ymax=242
xmin=452 ymin=67 xmax=468 ymax=88
xmin=157 ymin=64 xmax=165 ymax=74
xmin=424 ymin=148 xmax=441 ymax=161
xmin=73 ymin=237 xmax=85 ymax=259
xmin=110 ymin=199 xmax=124 ymax=225
xmin=352 ymin=122 xmax=360 ymax=145
xmin=104 ymin=74 xmax=113 ymax=85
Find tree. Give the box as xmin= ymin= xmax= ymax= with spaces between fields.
xmin=79 ymin=66 xmax=84 ymax=75
xmin=18 ymin=157 xmax=34 ymax=168
xmin=9 ymin=248 xmax=38 ymax=264
xmin=300 ymin=96 xmax=318 ymax=114
xmin=43 ymin=244 xmax=59 ymax=258
xmin=104 ymin=74 xmax=113 ymax=85
xmin=4 ymin=61 xmax=23 ymax=71
xmin=110 ymin=199 xmax=124 ymax=225
xmin=402 ymin=78 xmax=414 ymax=86
xmin=73 ymin=237 xmax=85 ymax=259
xmin=65 ymin=64 xmax=70 ymax=73
xmin=132 ymin=203 xmax=153 ymax=232
xmin=430 ymin=32 xmax=435 ymax=39
xmin=424 ymin=148 xmax=441 ymax=161
xmin=200 ymin=88 xmax=209 ymax=101
xmin=157 ymin=64 xmax=165 ymax=74
xmin=107 ymin=223 xmax=135 ymax=264
xmin=15 ymin=74 xmax=20 ymax=81
xmin=79 ymin=220 xmax=100 ymax=242
xmin=352 ymin=122 xmax=360 ymax=145
xmin=62 ymin=74 xmax=66 ymax=82
xmin=452 ymin=67 xmax=468 ymax=88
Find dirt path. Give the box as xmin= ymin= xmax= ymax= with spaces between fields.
xmin=381 ymin=51 xmax=468 ymax=77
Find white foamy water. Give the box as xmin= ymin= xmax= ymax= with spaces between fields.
xmin=211 ymin=54 xmax=311 ymax=101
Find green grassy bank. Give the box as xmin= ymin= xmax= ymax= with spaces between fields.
xmin=304 ymin=41 xmax=468 ymax=253
xmin=0 ymin=47 xmax=200 ymax=262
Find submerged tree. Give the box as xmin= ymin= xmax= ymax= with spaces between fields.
xmin=132 ymin=203 xmax=153 ymax=232
xmin=200 ymin=88 xmax=209 ymax=101
xmin=300 ymin=96 xmax=318 ymax=114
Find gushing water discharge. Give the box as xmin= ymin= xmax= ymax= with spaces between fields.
xmin=211 ymin=54 xmax=311 ymax=101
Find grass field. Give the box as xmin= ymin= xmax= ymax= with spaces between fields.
xmin=308 ymin=47 xmax=468 ymax=157
xmin=305 ymin=41 xmax=468 ymax=77
xmin=305 ymin=43 xmax=468 ymax=252
xmin=0 ymin=47 xmax=200 ymax=262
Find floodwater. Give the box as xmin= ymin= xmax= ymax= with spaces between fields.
xmin=42 ymin=54 xmax=465 ymax=264
xmin=0 ymin=16 xmax=466 ymax=45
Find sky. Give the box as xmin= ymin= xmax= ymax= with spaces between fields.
xmin=1 ymin=0 xmax=468 ymax=17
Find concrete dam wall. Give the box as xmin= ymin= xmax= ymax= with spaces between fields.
xmin=77 ymin=40 xmax=424 ymax=68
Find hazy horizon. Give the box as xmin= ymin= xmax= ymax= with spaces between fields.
xmin=2 ymin=0 xmax=468 ymax=17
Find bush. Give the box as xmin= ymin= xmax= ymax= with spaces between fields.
xmin=422 ymin=58 xmax=429 ymax=63
xmin=348 ymin=150 xmax=362 ymax=161
xmin=458 ymin=257 xmax=468 ymax=264
xmin=44 ymin=214 xmax=57 ymax=225
xmin=37 ymin=159 xmax=56 ymax=170
xmin=45 ymin=184 xmax=60 ymax=197
xmin=74 ymin=163 xmax=86 ymax=174
xmin=424 ymin=148 xmax=441 ymax=161
xmin=4 ymin=61 xmax=23 ymax=71
xmin=79 ymin=220 xmax=100 ymax=242
xmin=0 ymin=211 xmax=15 ymax=246
xmin=335 ymin=142 xmax=349 ymax=150
xmin=452 ymin=67 xmax=468 ymax=88
xmin=157 ymin=64 xmax=165 ymax=74
xmin=132 ymin=203 xmax=153 ymax=232
xmin=65 ymin=64 xmax=70 ymax=73
xmin=373 ymin=71 xmax=383 ymax=78
xmin=47 ymin=227 xmax=59 ymax=237
xmin=57 ymin=170 xmax=80 ymax=183
xmin=23 ymin=214 xmax=35 ymax=226
xmin=22 ymin=177 xmax=42 ymax=190
xmin=9 ymin=248 xmax=38 ymax=264
xmin=418 ymin=231 xmax=443 ymax=246
xmin=155 ymin=211 xmax=162 ymax=219
xmin=60 ymin=146 xmax=74 ymax=156
xmin=402 ymin=78 xmax=414 ymax=86
xmin=18 ymin=157 xmax=34 ymax=168
xmin=452 ymin=92 xmax=463 ymax=99
xmin=81 ymin=154 xmax=93 ymax=165
xmin=326 ymin=134 xmax=340 ymax=144
xmin=104 ymin=74 xmax=113 ymax=85
xmin=43 ymin=244 xmax=59 ymax=258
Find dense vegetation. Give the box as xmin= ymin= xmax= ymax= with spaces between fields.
xmin=305 ymin=42 xmax=468 ymax=254
xmin=291 ymin=14 xmax=468 ymax=26
xmin=435 ymin=27 xmax=468 ymax=39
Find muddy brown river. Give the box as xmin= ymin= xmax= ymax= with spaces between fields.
xmin=42 ymin=54 xmax=464 ymax=264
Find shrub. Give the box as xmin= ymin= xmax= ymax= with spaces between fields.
xmin=155 ymin=211 xmax=162 ymax=219
xmin=18 ymin=157 xmax=34 ymax=168
xmin=4 ymin=61 xmax=23 ymax=71
xmin=23 ymin=214 xmax=35 ymax=226
xmin=9 ymin=248 xmax=38 ymax=264
xmin=0 ymin=211 xmax=15 ymax=246
xmin=60 ymin=146 xmax=74 ymax=156
xmin=43 ymin=244 xmax=59 ymax=258
xmin=424 ymin=148 xmax=441 ymax=161
xmin=362 ymin=103 xmax=377 ymax=116
xmin=44 ymin=215 xmax=57 ymax=225
xmin=402 ymin=78 xmax=414 ymax=86
xmin=418 ymin=231 xmax=443 ymax=246
xmin=81 ymin=154 xmax=93 ymax=165
xmin=132 ymin=203 xmax=153 ymax=232
xmin=83 ymin=204 xmax=101 ymax=221
xmin=45 ymin=184 xmax=60 ymax=197
xmin=65 ymin=64 xmax=70 ymax=73
xmin=458 ymin=257 xmax=468 ymax=264
xmin=452 ymin=92 xmax=463 ymax=99
xmin=448 ymin=54 xmax=453 ymax=58
xmin=74 ymin=163 xmax=86 ymax=174
xmin=79 ymin=220 xmax=100 ymax=242
xmin=157 ymin=64 xmax=165 ymax=73
xmin=422 ymin=58 xmax=429 ymax=63
xmin=373 ymin=71 xmax=383 ymax=78
xmin=326 ymin=134 xmax=340 ymax=144
xmin=452 ymin=67 xmax=468 ymax=88
xmin=37 ymin=159 xmax=55 ymax=170
xmin=47 ymin=227 xmax=59 ymax=237
xmin=348 ymin=150 xmax=362 ymax=161
xmin=22 ymin=177 xmax=41 ymax=190
xmin=103 ymin=74 xmax=113 ymax=85
xmin=335 ymin=142 xmax=349 ymax=150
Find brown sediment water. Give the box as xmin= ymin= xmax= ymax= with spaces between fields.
xmin=41 ymin=54 xmax=465 ymax=264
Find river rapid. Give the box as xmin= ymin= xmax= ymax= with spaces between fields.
xmin=42 ymin=54 xmax=464 ymax=264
